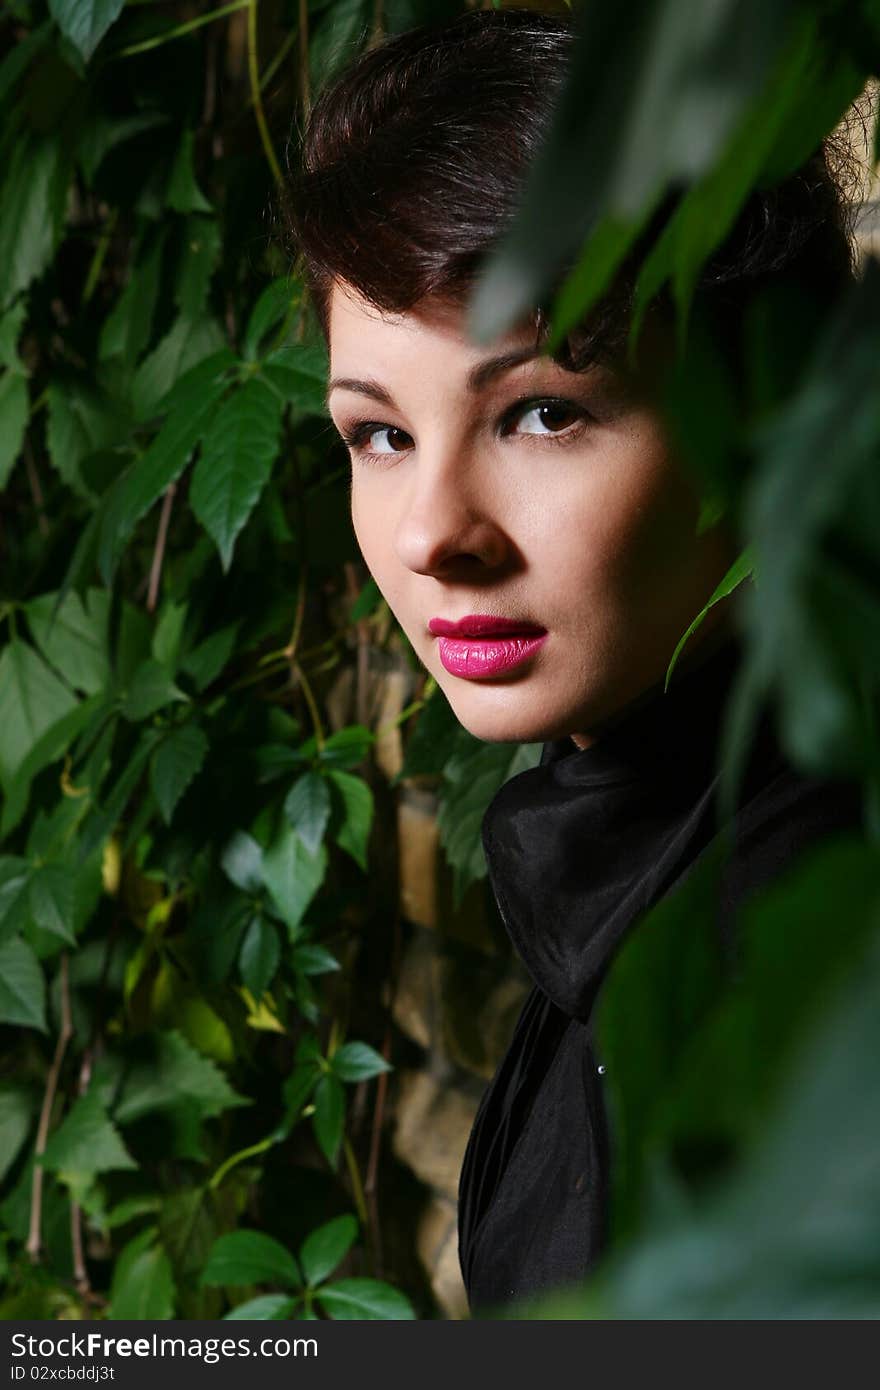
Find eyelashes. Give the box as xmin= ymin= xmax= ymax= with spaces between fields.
xmin=337 ymin=395 xmax=594 ymax=467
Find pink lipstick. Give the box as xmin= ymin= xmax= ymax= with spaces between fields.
xmin=428 ymin=614 xmax=548 ymax=679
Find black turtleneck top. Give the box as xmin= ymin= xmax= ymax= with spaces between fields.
xmin=456 ymin=628 xmax=864 ymax=1315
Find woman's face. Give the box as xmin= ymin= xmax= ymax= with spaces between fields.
xmin=326 ymin=280 xmax=739 ymax=748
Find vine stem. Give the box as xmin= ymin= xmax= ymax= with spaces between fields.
xmin=293 ymin=659 xmax=325 ymax=750
xmin=117 ymin=1 xmax=250 ymax=59
xmin=247 ymin=0 xmax=283 ymax=187
xmin=343 ymin=1136 xmax=369 ymax=1233
xmin=27 ymin=954 xmax=73 ymax=1263
xmin=147 ymin=481 xmax=176 ymax=613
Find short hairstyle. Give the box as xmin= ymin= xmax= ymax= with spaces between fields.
xmin=284 ymin=7 xmax=858 ymax=366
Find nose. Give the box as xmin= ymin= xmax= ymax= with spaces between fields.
xmin=391 ymin=450 xmax=510 ymax=577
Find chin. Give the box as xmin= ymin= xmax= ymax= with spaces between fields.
xmin=441 ymin=689 xmax=572 ymax=747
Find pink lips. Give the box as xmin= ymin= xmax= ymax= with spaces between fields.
xmin=428 ymin=614 xmax=548 ymax=679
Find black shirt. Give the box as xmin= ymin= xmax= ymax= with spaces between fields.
xmin=456 ymin=629 xmax=864 ymax=1315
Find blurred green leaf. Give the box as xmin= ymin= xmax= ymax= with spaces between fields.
xmin=151 ymin=722 xmax=208 ymax=824
xmin=48 ymin=0 xmax=125 ymax=62
xmin=107 ymin=1227 xmax=175 ymax=1320
xmin=42 ymin=1089 xmax=136 ymax=1175
xmin=315 ymin=1277 xmax=415 ymax=1320
xmin=326 ymin=770 xmax=373 ymax=871
xmin=238 ymin=915 xmax=280 ymax=999
xmin=0 ymin=369 xmax=27 ymax=490
xmin=201 ymin=1229 xmax=301 ymax=1289
xmin=284 ymin=771 xmax=332 ymax=856
xmin=0 ymin=641 xmax=77 ymax=792
xmin=331 ymin=1041 xmax=390 ymax=1084
xmin=312 ymin=1073 xmax=345 ymax=1167
xmin=0 ymin=134 xmax=71 ymax=308
xmin=261 ymin=822 xmax=327 ymax=934
xmin=299 ymin=1213 xmax=358 ymax=1287
xmin=223 ymin=1294 xmax=297 ymax=1319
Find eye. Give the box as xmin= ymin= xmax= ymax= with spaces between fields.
xmin=503 ymin=398 xmax=587 ymax=440
xmin=339 ymin=421 xmax=414 ymax=463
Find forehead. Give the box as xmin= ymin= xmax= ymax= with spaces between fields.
xmin=327 ymin=278 xmax=541 ymax=368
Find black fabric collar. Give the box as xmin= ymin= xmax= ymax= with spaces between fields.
xmin=479 ymin=627 xmax=783 ymax=1021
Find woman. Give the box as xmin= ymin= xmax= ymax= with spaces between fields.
xmin=286 ymin=8 xmax=864 ymax=1313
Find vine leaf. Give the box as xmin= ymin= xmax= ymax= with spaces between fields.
xmin=190 ymin=376 xmax=284 ymax=572
xmin=0 ymin=936 xmax=46 ymax=1031
xmin=48 ymin=0 xmax=125 ymax=62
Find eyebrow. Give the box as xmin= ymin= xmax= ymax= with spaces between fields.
xmin=325 ymin=347 xmax=551 ymax=410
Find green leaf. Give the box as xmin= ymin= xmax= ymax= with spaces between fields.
xmin=284 ymin=771 xmax=332 ymax=856
xmin=0 ymin=641 xmax=77 ymax=792
xmin=45 ymin=379 xmax=130 ymax=501
xmin=315 ymin=1277 xmax=415 ymax=1320
xmin=190 ymin=375 xmax=284 ymax=572
xmin=99 ymin=225 xmax=166 ymax=367
xmin=25 ymin=588 xmax=110 ymax=697
xmin=238 ymin=915 xmax=280 ymax=999
xmin=0 ymin=299 xmax=27 ymax=372
xmin=107 ymin=1227 xmax=175 ymax=1320
xmin=220 ymin=831 xmax=263 ymax=895
xmin=0 ymin=695 xmax=106 ymax=842
xmin=397 ymin=685 xmax=461 ymax=780
xmin=223 ymin=1295 xmax=297 ymax=1320
xmin=29 ymin=863 xmax=77 ymax=945
xmin=0 ymin=1083 xmax=37 ymax=1184
xmin=0 ymin=369 xmax=27 ymax=489
xmin=438 ymin=737 xmax=543 ymax=906
xmin=299 ymin=1214 xmax=358 ymax=1288
xmin=174 ymin=217 xmax=222 ymax=320
xmin=201 ymin=1230 xmax=301 ymax=1290
xmin=664 ymin=547 xmax=754 ymax=692
xmin=331 ymin=1041 xmax=391 ymax=1084
xmin=0 ymin=134 xmax=70 ymax=307
xmin=151 ymin=722 xmax=209 ymax=825
xmin=121 ymin=658 xmax=187 ymax=721
xmin=291 ymin=943 xmax=340 ymax=977
xmin=132 ymin=314 xmax=225 ymax=423
xmin=98 ymin=348 xmax=235 ymax=581
xmin=312 ymin=1073 xmax=345 ymax=1168
xmin=327 ymin=770 xmax=374 ymax=871
xmin=151 ymin=599 xmax=188 ymax=669
xmin=48 ymin=0 xmax=125 ymax=61
xmin=166 ymin=130 xmax=211 ymax=214
xmin=0 ymin=857 xmax=32 ymax=947
xmin=261 ymin=822 xmax=328 ymax=934
xmin=42 ymin=1090 xmax=136 ymax=1174
xmin=349 ymin=577 xmax=381 ymax=622
xmin=243 ymin=279 xmax=301 ymax=360
xmin=180 ymin=623 xmax=239 ymax=692
xmin=317 ymin=724 xmax=374 ymax=769
xmin=79 ymin=112 xmax=169 ymax=187
xmin=260 ymin=344 xmax=328 ymax=415
xmin=113 ymin=1030 xmax=247 ymax=1126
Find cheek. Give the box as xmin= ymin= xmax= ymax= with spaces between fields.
xmin=540 ymin=432 xmax=711 ymax=607
xmin=350 ymin=480 xmax=402 ymax=598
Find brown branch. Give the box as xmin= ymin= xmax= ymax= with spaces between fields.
xmin=24 ymin=437 xmax=49 ymax=537
xmin=70 ymin=1049 xmax=94 ymax=1298
xmin=297 ymin=0 xmax=310 ymax=117
xmin=27 ymin=954 xmax=73 ymax=1263
xmin=147 ymin=481 xmax=177 ymax=613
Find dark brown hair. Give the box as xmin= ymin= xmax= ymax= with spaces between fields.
xmin=284 ymin=7 xmax=858 ymax=366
